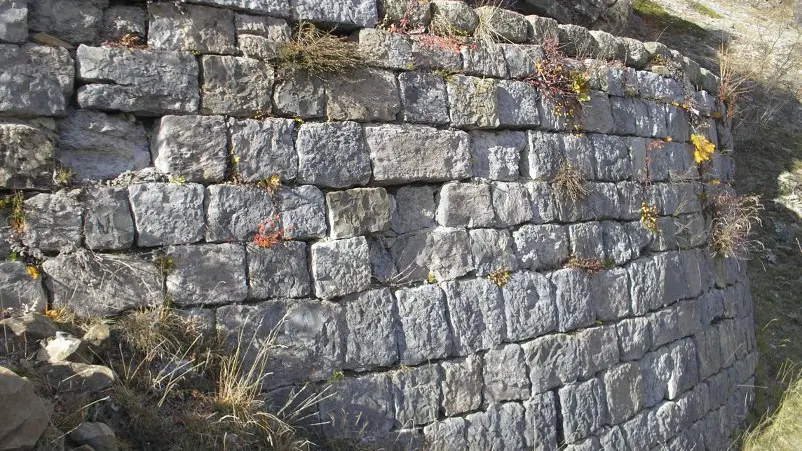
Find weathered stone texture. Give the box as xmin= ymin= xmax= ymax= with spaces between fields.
xmin=84 ymin=186 xmax=135 ymax=250
xmin=396 ymin=284 xmax=453 ymax=364
xmin=153 ymin=115 xmax=227 ymax=183
xmin=296 ymin=121 xmax=371 ymax=188
xmin=343 ymin=288 xmax=398 ymax=370
xmin=326 ymin=68 xmax=400 ymax=121
xmin=77 ymin=45 xmax=199 ymax=115
xmin=200 ymin=55 xmax=273 ymax=117
xmin=129 ymin=183 xmax=205 ymax=247
xmin=0 ymin=122 xmax=54 ymax=189
xmin=229 ymin=118 xmax=296 ymax=182
xmin=311 ymin=237 xmax=371 ymax=299
xmin=148 ymin=4 xmax=236 ymax=54
xmin=28 ymin=0 xmax=104 ymax=44
xmin=0 ymin=44 xmax=74 ymax=117
xmin=166 ymin=243 xmax=248 ymax=306
xmin=292 ymin=0 xmax=378 ymax=28
xmin=326 ymin=188 xmax=393 ymax=239
xmin=205 ymin=184 xmax=276 ymax=242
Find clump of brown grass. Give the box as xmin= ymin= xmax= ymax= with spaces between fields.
xmin=742 ymin=365 xmax=802 ymax=451
xmin=552 ymin=161 xmax=589 ymax=204
xmin=277 ymin=23 xmax=364 ymax=75
xmin=565 ymin=257 xmax=609 ymax=276
xmin=708 ymin=193 xmax=764 ymax=259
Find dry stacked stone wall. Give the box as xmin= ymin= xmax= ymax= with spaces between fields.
xmin=0 ymin=0 xmax=756 ymax=450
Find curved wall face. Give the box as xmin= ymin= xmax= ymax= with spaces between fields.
xmin=0 ymin=0 xmax=755 ymax=450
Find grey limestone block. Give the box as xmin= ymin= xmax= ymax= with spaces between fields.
xmin=44 ymin=250 xmax=162 ymax=317
xmin=366 ymin=124 xmax=470 ymax=184
xmin=311 ymin=236 xmax=371 ymax=299
xmin=513 ymin=224 xmax=568 ymax=270
xmin=447 ymin=75 xmax=500 ymax=129
xmin=440 ymin=355 xmax=482 ymax=417
xmin=357 ymin=28 xmax=413 ymax=70
xmin=28 ymin=0 xmax=103 ymax=44
xmin=390 ymin=185 xmax=436 ymax=234
xmin=0 ymin=1 xmax=27 ymax=43
xmin=229 ymin=118 xmax=296 ymax=182
xmin=621 ymin=409 xmax=656 ymax=450
xmin=502 ymin=271 xmax=556 ymax=342
xmin=239 ymin=32 xmax=288 ymax=60
xmin=649 ymin=308 xmax=682 ymax=350
xmin=523 ymin=131 xmax=563 ymax=181
xmin=83 ymin=186 xmax=135 ymax=250
xmin=590 ymin=65 xmax=638 ymax=97
xmin=524 ymin=391 xmax=559 ymax=451
xmin=667 ymin=339 xmax=699 ymax=399
xmin=621 ymin=36 xmax=650 ymax=69
xmin=436 ymin=182 xmax=494 ymax=228
xmin=152 ymin=115 xmax=227 ymax=183
xmin=666 ymin=105 xmax=691 ymax=142
xmin=326 ymin=68 xmax=400 ymax=122
xmin=691 ymin=88 xmax=718 ymax=115
xmin=638 ymin=71 xmax=684 ymax=103
xmin=189 ymin=0 xmax=289 ymax=17
xmin=166 ymin=243 xmax=248 ymax=306
xmin=391 ymin=364 xmax=441 ymax=427
xmin=148 ymin=3 xmax=236 ymax=54
xmin=526 ymin=15 xmax=558 ymax=44
xmin=589 ymin=134 xmax=632 ymax=182
xmin=326 ymin=188 xmax=393 ymax=239
xmin=296 ymin=121 xmax=371 ymax=188
xmin=497 ymin=80 xmax=540 ymax=128
xmin=461 ymin=42 xmax=508 ymax=78
xmin=631 ymin=139 xmax=695 ymax=183
xmin=395 ymin=284 xmax=453 ymax=365
xmin=492 ymin=181 xmax=533 ymax=227
xmin=236 ymin=15 xmax=290 ymax=60
xmin=272 ymin=71 xmax=325 ymax=118
xmin=442 ymin=277 xmax=505 ymax=355
xmin=1 ymin=44 xmax=73 ymax=117
xmin=642 ymin=100 xmax=669 ymax=138
xmin=318 ymin=373 xmax=394 ymax=441
xmin=389 ymin=228 xmax=474 ymax=283
xmin=291 ymin=0 xmax=378 ymax=28
xmin=575 ymin=91 xmax=614 ymax=134
xmin=378 ymin=0 xmax=431 ymax=28
xmin=398 ymin=71 xmax=449 ymax=125
xmin=76 ymin=45 xmax=198 ymax=115
xmin=483 ymin=343 xmax=530 ymax=403
xmin=470 ymin=228 xmax=519 ymax=277
xmin=102 ymin=6 xmax=146 ymax=41
xmin=424 ymin=417 xmax=468 ymax=450
xmin=603 ymin=362 xmax=645 ymax=425
xmin=559 ymin=378 xmax=609 ymax=443
xmin=470 ymin=130 xmax=524 ymax=181
xmin=475 ymin=6 xmax=531 ymax=43
xmin=277 ymin=185 xmax=327 ymax=239
xmin=0 ymin=121 xmax=54 ymax=190
xmin=409 ymin=35 xmax=463 ymax=71
xmin=57 ymin=109 xmax=150 ymax=181
xmin=593 ymin=268 xmax=631 ymax=321
xmin=216 ymin=299 xmax=342 ymax=389
xmin=23 ymin=191 xmax=82 ymax=252
xmin=431 ymin=0 xmax=478 ymax=35
xmin=699 ymin=66 xmax=720 ymax=95
xmin=557 ymin=24 xmax=599 ymax=57
xmin=577 ymin=325 xmax=620 ymax=377
xmin=617 ymin=316 xmax=652 ymax=361
xmin=527 ymin=181 xmax=558 ymax=223
xmin=602 ymin=220 xmax=639 ymax=264
xmin=466 ymin=403 xmax=527 ymax=450
xmin=641 ymin=346 xmax=672 ymax=407
xmin=200 ymin=55 xmax=274 ymax=117
xmin=522 ymin=334 xmax=582 ymax=394
xmin=204 ymin=184 xmax=276 ymax=242
xmin=128 ymin=183 xmax=205 ymax=247
xmin=0 ymin=261 xmax=47 ymax=314
xmin=610 ymin=96 xmax=644 ymax=136
xmin=590 ymin=30 xmax=626 ymax=61
xmin=628 ymin=253 xmax=669 ymax=315
xmin=551 ymin=268 xmax=596 ymax=332
xmin=569 ymin=221 xmax=605 ymax=260
xmin=342 ymin=288 xmax=399 ymax=370
xmin=502 ymin=44 xmax=543 ymax=79
xmin=246 ymin=240 xmax=310 ymax=299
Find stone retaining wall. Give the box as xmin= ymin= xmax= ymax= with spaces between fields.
xmin=0 ymin=0 xmax=755 ymax=449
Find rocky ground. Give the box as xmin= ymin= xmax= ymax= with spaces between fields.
xmin=627 ymin=0 xmax=802 ymax=430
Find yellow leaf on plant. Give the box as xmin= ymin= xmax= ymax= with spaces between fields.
xmin=691 ymin=134 xmax=715 ymax=164
xmin=27 ymin=265 xmax=39 ymax=280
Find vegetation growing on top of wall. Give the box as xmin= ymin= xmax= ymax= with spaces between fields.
xmin=276 ymin=23 xmax=365 ymax=75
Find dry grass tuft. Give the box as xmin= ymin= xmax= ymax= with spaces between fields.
xmin=743 ymin=366 xmax=802 ymax=451
xmin=565 ymin=257 xmax=609 ymax=276
xmin=276 ymin=23 xmax=364 ymax=76
xmin=708 ymin=193 xmax=764 ymax=259
xmin=552 ymin=161 xmax=589 ymax=204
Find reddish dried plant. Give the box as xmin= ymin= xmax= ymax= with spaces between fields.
xmin=252 ymin=214 xmax=292 ymax=248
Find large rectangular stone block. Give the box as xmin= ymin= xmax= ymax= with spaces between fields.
xmin=326 ymin=68 xmax=400 ymax=121
xmin=436 ymin=182 xmax=495 ymax=228
xmin=395 ymin=284 xmax=453 ymax=365
xmin=447 ymin=75 xmax=500 ymax=129
xmin=522 ymin=334 xmax=583 ymax=393
xmin=559 ymin=378 xmax=609 ymax=443
xmin=84 ymin=186 xmax=135 ymax=250
xmin=470 ymin=228 xmax=519 ymax=277
xmin=76 ymin=45 xmax=198 ymax=115
xmin=277 ymin=185 xmax=327 ymax=239
xmin=342 ymin=288 xmax=399 ymax=370
xmin=424 ymin=417 xmax=468 ymax=450
xmin=483 ymin=343 xmax=530 ymax=402
xmin=470 ymin=130 xmax=525 ymax=182
xmin=0 ymin=261 xmax=47 ymax=314
xmin=513 ymin=224 xmax=569 ymax=270
xmin=326 ymin=188 xmax=392 ymax=239
xmin=246 ymin=240 xmax=311 ymax=299
xmin=23 ymin=192 xmax=82 ymax=252
xmin=166 ymin=243 xmax=248 ymax=306
xmin=365 ymin=124 xmax=471 ymax=184
xmin=200 ymin=55 xmax=273 ymax=117
xmin=442 ymin=278 xmax=505 ymax=355
xmin=128 ymin=183 xmax=205 ymax=247
xmin=493 ymin=181 xmax=533 ymax=227
xmin=310 ymin=236 xmax=371 ymax=299
xmin=466 ymin=403 xmax=527 ymax=450
xmin=1 ymin=44 xmax=73 ymax=117
xmin=440 ymin=355 xmax=482 ymax=417
xmin=152 ymin=115 xmax=227 ymax=183
xmin=0 ymin=1 xmax=27 ymax=43
xmin=205 ymin=184 xmax=276 ymax=242
xmin=216 ymin=299 xmax=343 ymax=389
xmin=524 ymin=391 xmax=558 ymax=451
xmin=502 ymin=271 xmax=556 ymax=342
xmin=296 ymin=121 xmax=372 ymax=188
xmin=189 ymin=0 xmax=290 ymax=17
xmin=229 ymin=118 xmax=296 ymax=182
xmin=1 ymin=122 xmax=54 ymax=190
xmin=357 ymin=28 xmax=413 ymax=70
xmin=603 ymin=362 xmax=645 ymax=425
xmin=391 ymin=185 xmax=437 ymax=234
xmin=398 ymin=71 xmax=449 ymax=125
xmin=148 ymin=3 xmax=236 ymax=54
xmin=291 ymin=0 xmax=378 ymax=28
xmin=391 ymin=364 xmax=441 ymax=427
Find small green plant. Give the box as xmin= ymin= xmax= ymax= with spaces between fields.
xmin=487 ymin=268 xmax=510 ymax=287
xmin=691 ymin=133 xmax=716 ymax=164
xmin=0 ymin=191 xmax=25 ymax=231
xmin=54 ymin=166 xmax=73 ymax=186
xmin=257 ymin=174 xmax=282 ymax=197
xmin=328 ymin=370 xmax=345 ymax=384
xmin=425 ymin=272 xmax=437 ymax=284
xmin=168 ymin=175 xmax=186 ymax=184
xmin=707 ymin=193 xmax=764 ymax=259
xmin=641 ymin=201 xmax=660 ymax=234
xmin=153 ymin=255 xmax=174 ymax=276
xmin=552 ymin=161 xmax=589 ymax=204
xmin=687 ymin=1 xmax=723 ymax=19
xmin=524 ymin=39 xmax=590 ymax=124
xmin=277 ymin=23 xmax=364 ymax=75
